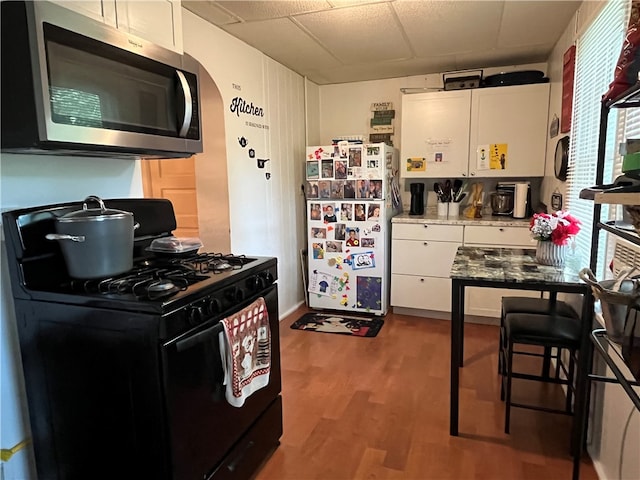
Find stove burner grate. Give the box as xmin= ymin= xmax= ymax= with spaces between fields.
xmin=184 ymin=253 xmax=253 ymax=274
xmin=71 ymin=266 xmax=200 ymax=299
xmin=66 ymin=253 xmax=256 ymax=299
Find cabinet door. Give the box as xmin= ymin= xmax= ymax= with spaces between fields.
xmin=464 ymin=225 xmax=533 ymax=247
xmin=469 ymin=84 xmax=549 ymax=178
xmin=391 ymin=239 xmax=460 ymax=277
xmin=50 ymin=0 xmax=116 ymax=25
xmin=391 ymin=274 xmax=453 ymax=311
xmin=115 ymin=0 xmax=183 ymax=53
xmin=392 ymin=223 xmax=464 ymax=242
xmin=400 ymin=91 xmax=471 ymax=178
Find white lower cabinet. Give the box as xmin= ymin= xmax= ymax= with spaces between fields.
xmin=390 ymin=223 xmax=463 ymax=311
xmin=390 ymin=222 xmax=538 ymax=318
xmin=464 ymin=225 xmax=539 ymax=318
xmin=391 ymin=275 xmax=453 ymax=312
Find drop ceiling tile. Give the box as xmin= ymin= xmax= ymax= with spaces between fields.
xmin=393 ymin=1 xmax=504 ymax=57
xmin=214 ymin=1 xmax=331 ymax=21
xmin=499 ymin=1 xmax=580 ymax=47
xmin=295 ymin=2 xmax=412 ymax=63
xmin=182 ymin=1 xmax=239 ymax=26
xmin=222 ymin=18 xmax=342 ymax=71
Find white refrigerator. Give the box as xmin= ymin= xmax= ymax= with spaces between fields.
xmin=304 ymin=142 xmax=401 ymax=316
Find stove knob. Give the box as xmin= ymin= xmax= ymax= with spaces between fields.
xmin=262 ymin=271 xmax=274 ymax=284
xmin=188 ymin=305 xmax=204 ymax=325
xmin=226 ymin=286 xmax=244 ymax=303
xmin=206 ymin=297 xmax=222 ymax=316
xmin=250 ymin=275 xmax=267 ymax=291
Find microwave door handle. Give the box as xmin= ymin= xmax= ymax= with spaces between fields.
xmin=176 ymin=70 xmax=192 ymax=138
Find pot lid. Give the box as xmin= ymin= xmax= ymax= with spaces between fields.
xmin=58 ymin=196 xmax=133 ymax=222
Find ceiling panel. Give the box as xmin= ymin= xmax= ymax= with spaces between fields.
xmin=183 ymin=0 xmax=582 ymax=85
xmin=213 ymin=1 xmax=331 ymax=21
xmin=222 ymin=18 xmax=343 ymax=71
xmin=290 ymin=2 xmax=413 ymax=63
xmin=393 ymin=1 xmax=504 ymax=57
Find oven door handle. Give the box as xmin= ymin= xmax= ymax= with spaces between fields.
xmin=175 ymin=322 xmax=223 ymax=352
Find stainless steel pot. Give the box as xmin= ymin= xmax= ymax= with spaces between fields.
xmin=46 ymin=196 xmax=139 ymax=279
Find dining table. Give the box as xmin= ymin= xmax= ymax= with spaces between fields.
xmin=449 ymin=246 xmax=594 ymax=478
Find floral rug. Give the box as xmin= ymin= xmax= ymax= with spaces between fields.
xmin=290 ymin=312 xmax=384 ymax=337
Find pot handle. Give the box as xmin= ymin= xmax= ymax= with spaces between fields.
xmin=46 ymin=233 xmax=86 ymax=243
xmin=579 ymin=268 xmax=603 ymax=291
xmin=83 ymin=195 xmax=106 ymax=212
xmin=134 ymin=223 xmax=140 ymax=230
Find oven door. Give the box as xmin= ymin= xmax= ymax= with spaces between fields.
xmin=162 ymin=284 xmax=281 ymax=479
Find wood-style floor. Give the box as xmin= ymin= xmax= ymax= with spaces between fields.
xmin=255 ymin=306 xmax=599 ymax=480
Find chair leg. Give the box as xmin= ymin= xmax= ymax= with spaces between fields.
xmin=505 ymin=337 xmax=514 ymax=434
xmin=542 ymin=346 xmax=552 ymax=378
xmin=500 ymin=338 xmax=506 ymax=401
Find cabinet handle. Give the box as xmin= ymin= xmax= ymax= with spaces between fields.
xmin=470 ymin=172 xmax=476 ymax=176
xmin=462 ymin=173 xmax=467 ymax=177
xmin=499 ymin=228 xmax=504 ymax=232
xmin=423 ymin=242 xmax=428 ymax=246
xmin=423 ymin=224 xmax=428 ymax=228
xmin=420 ymin=278 xmax=425 ymax=282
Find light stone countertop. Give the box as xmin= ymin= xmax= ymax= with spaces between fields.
xmin=392 ymin=210 xmax=532 ymax=227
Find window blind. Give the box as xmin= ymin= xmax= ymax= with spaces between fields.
xmin=565 ymin=0 xmax=629 ymax=276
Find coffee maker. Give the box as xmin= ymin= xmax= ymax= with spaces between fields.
xmin=409 ymin=183 xmax=425 ymax=215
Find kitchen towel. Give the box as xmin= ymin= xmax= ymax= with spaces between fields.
xmin=219 ymin=297 xmax=271 ymax=407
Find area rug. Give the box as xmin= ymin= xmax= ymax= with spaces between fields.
xmin=290 ymin=312 xmax=384 ymax=337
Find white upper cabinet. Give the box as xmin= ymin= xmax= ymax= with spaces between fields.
xmin=50 ymin=0 xmax=116 ymax=24
xmin=468 ymin=84 xmax=549 ymax=178
xmin=400 ymin=83 xmax=550 ymax=178
xmin=400 ymin=90 xmax=471 ymax=179
xmin=50 ymin=0 xmax=183 ymax=53
xmin=116 ymin=1 xmax=183 ymax=53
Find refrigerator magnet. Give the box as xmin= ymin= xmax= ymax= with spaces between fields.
xmin=351 ymin=252 xmax=375 ymax=270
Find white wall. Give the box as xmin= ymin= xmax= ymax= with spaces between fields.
xmin=182 ymin=10 xmax=307 ymax=318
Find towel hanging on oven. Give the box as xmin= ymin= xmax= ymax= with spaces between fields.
xmin=219 ymin=297 xmax=271 ymax=407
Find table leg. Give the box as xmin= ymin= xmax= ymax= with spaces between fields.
xmin=450 ymin=279 xmax=462 ymax=436
xmin=459 ymin=286 xmax=465 ymax=367
xmin=542 ymin=292 xmax=558 ymax=378
xmin=572 ymin=289 xmax=594 ymax=477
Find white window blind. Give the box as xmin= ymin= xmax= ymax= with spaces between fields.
xmin=566 ymin=0 xmax=629 ymax=276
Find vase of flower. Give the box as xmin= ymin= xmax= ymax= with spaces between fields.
xmin=536 ymin=240 xmax=568 ymax=267
xmin=530 ymin=210 xmax=581 ymax=267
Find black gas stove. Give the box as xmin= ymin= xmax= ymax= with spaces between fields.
xmin=2 ymin=198 xmax=282 ymax=480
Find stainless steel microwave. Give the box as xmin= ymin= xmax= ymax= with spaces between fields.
xmin=1 ymin=1 xmax=203 ymax=159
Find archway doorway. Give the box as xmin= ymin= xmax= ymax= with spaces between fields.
xmin=141 ymin=63 xmax=231 ymax=252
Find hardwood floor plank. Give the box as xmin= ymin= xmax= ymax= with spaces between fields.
xmin=256 ymin=307 xmax=599 ymax=480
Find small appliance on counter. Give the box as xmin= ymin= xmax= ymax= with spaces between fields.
xmin=490 ymin=187 xmax=514 ymax=216
xmin=409 ymin=183 xmax=425 ymax=215
xmin=491 ymin=181 xmax=531 ymax=218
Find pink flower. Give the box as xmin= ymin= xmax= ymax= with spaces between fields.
xmin=530 ymin=211 xmax=581 ymax=246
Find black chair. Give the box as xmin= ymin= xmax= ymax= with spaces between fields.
xmin=500 ymin=311 xmax=581 ymax=433
xmin=498 ymin=296 xmax=579 ymax=376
